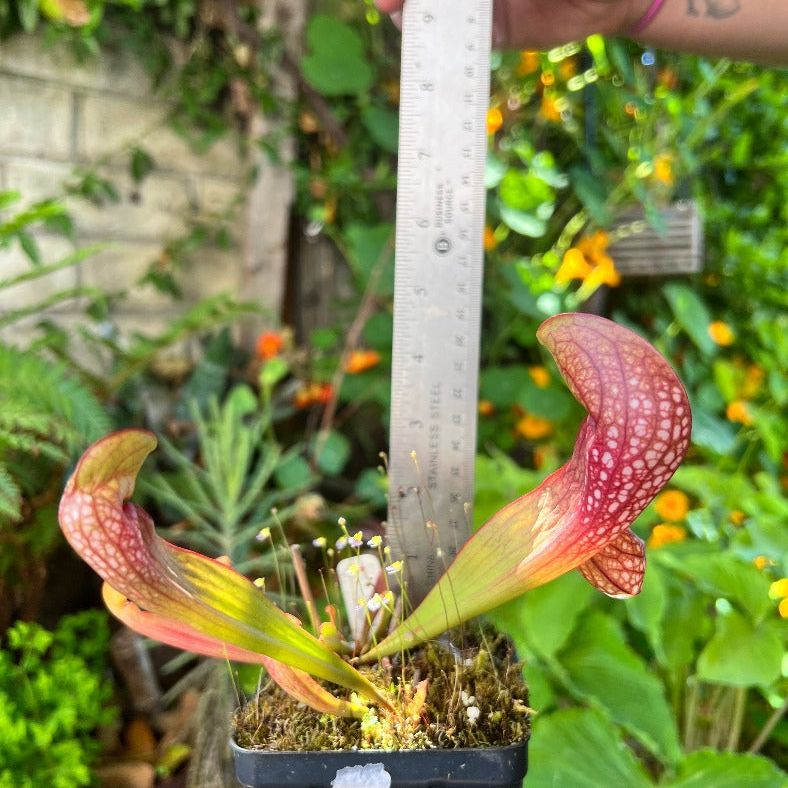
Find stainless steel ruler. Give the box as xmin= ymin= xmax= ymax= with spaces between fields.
xmin=387 ymin=0 xmax=492 ymax=606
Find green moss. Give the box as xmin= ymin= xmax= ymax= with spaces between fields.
xmin=233 ymin=632 xmax=530 ymax=752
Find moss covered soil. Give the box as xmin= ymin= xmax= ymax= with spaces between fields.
xmin=233 ymin=634 xmax=530 ymax=753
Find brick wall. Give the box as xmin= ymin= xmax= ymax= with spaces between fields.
xmin=0 ymin=23 xmax=299 ymax=355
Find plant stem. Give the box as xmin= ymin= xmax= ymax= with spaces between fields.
xmin=726 ymin=687 xmax=747 ymax=752
xmin=747 ymin=697 xmax=788 ymax=754
xmin=290 ymin=544 xmax=321 ymax=634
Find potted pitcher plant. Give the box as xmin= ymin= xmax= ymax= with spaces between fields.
xmin=58 ymin=314 xmax=691 ymax=787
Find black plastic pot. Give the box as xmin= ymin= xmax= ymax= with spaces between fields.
xmin=231 ymin=739 xmax=527 ymax=787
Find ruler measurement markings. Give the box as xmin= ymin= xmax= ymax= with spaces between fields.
xmin=388 ymin=1 xmax=491 ymax=605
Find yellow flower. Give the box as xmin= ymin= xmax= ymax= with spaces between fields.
xmin=555 ymin=248 xmax=593 ymax=284
xmin=729 ymin=509 xmax=746 ymax=526
xmin=516 ymin=414 xmax=553 ymax=440
xmin=726 ymin=400 xmax=753 ymax=425
xmin=654 ymin=490 xmax=690 ymax=522
xmin=708 ymin=321 xmax=735 ymax=346
xmin=647 ymin=524 xmax=687 ymax=549
xmin=516 ymin=50 xmax=540 ymax=77
xmin=478 ymin=400 xmax=495 ymax=417
xmin=753 ymin=555 xmax=771 ymax=570
xmin=486 ymin=106 xmax=503 ymax=135
xmin=346 ymin=349 xmax=381 ymax=374
xmin=768 ymin=578 xmax=788 ymax=599
xmin=653 ymin=153 xmax=674 ymax=186
xmin=483 ymin=226 xmax=498 ymax=252
xmin=528 ymin=366 xmax=550 ymax=389
xmin=780 ymin=598 xmax=788 ymax=619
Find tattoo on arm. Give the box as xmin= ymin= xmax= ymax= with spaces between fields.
xmin=687 ymin=0 xmax=741 ymax=19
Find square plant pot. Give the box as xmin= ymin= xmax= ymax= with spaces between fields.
xmin=231 ymin=739 xmax=528 ymax=787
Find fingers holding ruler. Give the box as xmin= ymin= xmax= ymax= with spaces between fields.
xmin=387 ymin=1 xmax=492 ymax=606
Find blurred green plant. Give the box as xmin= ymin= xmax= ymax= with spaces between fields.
xmin=0 ymin=611 xmax=116 ymax=788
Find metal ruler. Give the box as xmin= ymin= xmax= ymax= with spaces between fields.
xmin=387 ymin=0 xmax=492 ymax=606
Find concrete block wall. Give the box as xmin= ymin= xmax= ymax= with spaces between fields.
xmin=0 ymin=29 xmax=294 ymax=357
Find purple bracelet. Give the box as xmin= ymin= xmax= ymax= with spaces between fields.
xmin=630 ymin=0 xmax=668 ymax=34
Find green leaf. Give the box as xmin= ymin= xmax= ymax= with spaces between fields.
xmin=354 ymin=468 xmax=387 ymax=508
xmin=569 ymin=166 xmax=613 ymax=225
xmin=561 ymin=610 xmax=682 ymax=763
xmin=130 ymin=147 xmax=155 ymax=183
xmin=274 ymin=454 xmax=313 ymax=490
xmin=485 ymin=154 xmax=507 ymax=189
xmin=660 ymin=584 xmax=710 ymax=671
xmin=313 ymin=431 xmax=351 ymax=477
xmin=499 ymin=204 xmax=547 ymax=238
xmin=655 ymin=552 xmax=772 ymax=622
xmin=17 ymin=230 xmax=41 ymax=265
xmin=361 ymin=105 xmax=399 ymax=153
xmin=0 ymin=190 xmax=22 ymax=210
xmin=664 ymin=283 xmax=716 ymax=355
xmin=664 ymin=749 xmax=787 ymax=788
xmin=499 ymin=171 xmax=554 ymax=212
xmin=301 ymin=15 xmax=374 ymax=97
xmin=527 ymin=708 xmax=652 ymax=788
xmin=696 ymin=610 xmax=783 ymax=688
xmin=491 ymin=573 xmax=594 ymax=660
xmin=344 ymin=223 xmax=394 ymax=294
xmin=259 ymin=357 xmax=289 ymax=390
xmin=689 ymin=408 xmax=739 ymax=455
xmin=479 ymin=365 xmax=531 ymax=409
xmin=626 ymin=561 xmax=668 ymax=663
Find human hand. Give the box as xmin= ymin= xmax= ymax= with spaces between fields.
xmin=374 ymin=0 xmax=650 ymax=50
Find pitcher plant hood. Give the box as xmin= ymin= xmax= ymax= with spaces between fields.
xmin=364 ymin=313 xmax=691 ymax=660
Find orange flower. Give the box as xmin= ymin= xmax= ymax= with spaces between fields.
xmin=559 ymin=58 xmax=577 ymax=81
xmin=753 ymin=555 xmax=771 ymax=570
xmin=528 ymin=366 xmax=550 ymax=389
xmin=483 ymin=226 xmax=498 ymax=252
xmin=486 ymin=107 xmax=503 ymax=136
xmin=555 ymin=248 xmax=593 ymax=284
xmin=708 ymin=321 xmax=735 ymax=346
xmin=345 ymin=349 xmax=381 ymax=375
xmin=653 ymin=153 xmax=674 ymax=186
xmin=556 ymin=231 xmax=620 ymax=288
xmin=478 ymin=400 xmax=495 ymax=417
xmin=294 ymin=382 xmax=334 ymax=409
xmin=516 ymin=414 xmax=553 ymax=440
xmin=256 ymin=330 xmax=284 ymax=361
xmin=726 ymin=400 xmax=753 ymax=425
xmin=516 ymin=50 xmax=540 ymax=77
xmin=654 ymin=490 xmax=690 ymax=521
xmin=729 ymin=509 xmax=746 ymax=526
xmin=647 ymin=524 xmax=687 ymax=549
xmin=540 ymin=93 xmax=562 ymax=122
xmin=742 ymin=364 xmax=764 ymax=398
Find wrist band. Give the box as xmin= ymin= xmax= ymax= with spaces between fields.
xmin=630 ymin=0 xmax=668 ymax=35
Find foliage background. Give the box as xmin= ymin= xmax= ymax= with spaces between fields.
xmin=0 ymin=0 xmax=785 ymax=785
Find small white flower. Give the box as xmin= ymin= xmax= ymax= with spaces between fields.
xmin=367 ymin=593 xmax=383 ymax=613
xmin=255 ymin=527 xmax=271 ymax=542
xmin=335 ymin=537 xmax=348 ymax=550
xmin=367 ymin=535 xmax=383 ymax=549
xmin=312 ymin=536 xmax=327 ymax=549
xmin=337 ymin=516 xmax=347 ymax=528
xmin=348 ymin=531 xmax=364 ymax=548
xmin=253 ymin=577 xmax=265 ymax=589
xmin=461 ymin=691 xmax=476 ymax=707
xmin=385 ymin=560 xmax=404 ymax=575
xmin=466 ymin=705 xmax=481 ymax=724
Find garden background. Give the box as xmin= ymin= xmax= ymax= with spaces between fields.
xmin=0 ymin=0 xmax=785 ymax=786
